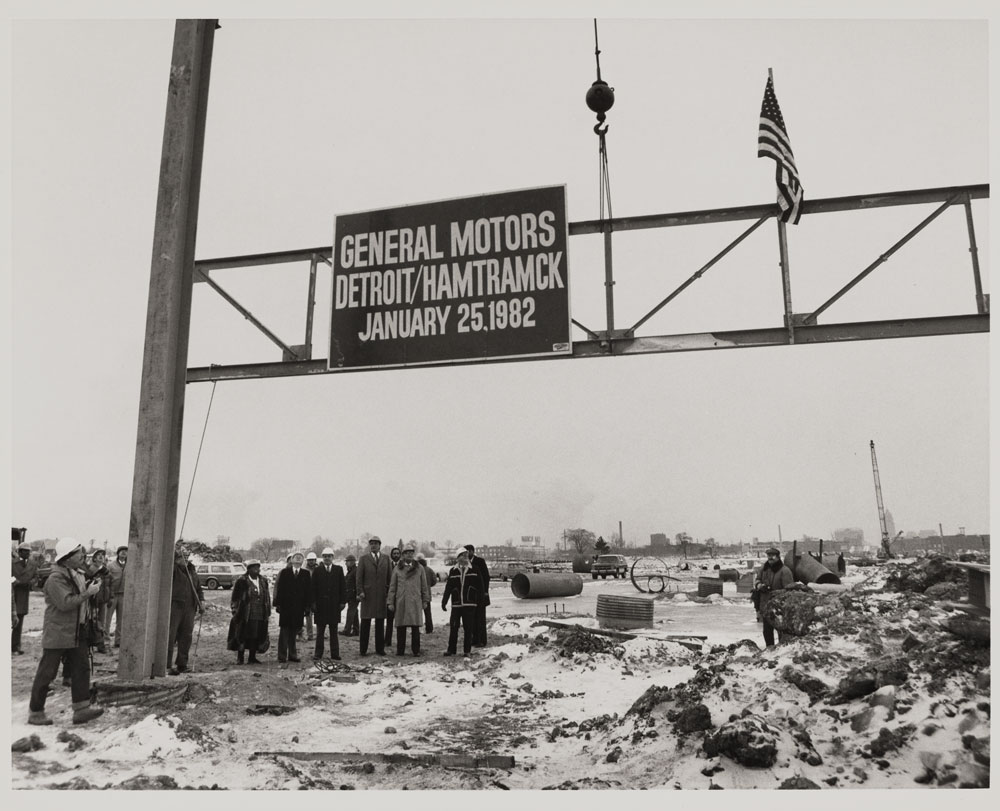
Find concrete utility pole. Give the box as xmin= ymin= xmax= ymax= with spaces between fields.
xmin=119 ymin=20 xmax=216 ymax=681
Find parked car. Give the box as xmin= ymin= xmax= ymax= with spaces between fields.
xmin=498 ymin=562 xmax=540 ymax=582
xmin=591 ymin=554 xmax=629 ymax=579
xmin=33 ymin=551 xmax=55 ymax=590
xmin=195 ymin=561 xmax=246 ymax=590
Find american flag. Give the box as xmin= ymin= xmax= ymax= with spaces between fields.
xmin=758 ymin=75 xmax=803 ymax=224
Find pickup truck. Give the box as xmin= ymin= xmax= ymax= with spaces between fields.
xmin=591 ymin=554 xmax=629 ymax=579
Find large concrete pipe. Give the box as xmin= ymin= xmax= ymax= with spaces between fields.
xmin=784 ymin=551 xmax=841 ymax=585
xmin=511 ymin=572 xmax=584 ymax=599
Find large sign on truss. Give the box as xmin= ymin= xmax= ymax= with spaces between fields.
xmin=329 ymin=186 xmax=571 ymax=370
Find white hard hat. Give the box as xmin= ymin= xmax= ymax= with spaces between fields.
xmin=321 ymin=547 xmax=334 ymax=556
xmin=55 ymin=537 xmax=84 ymax=563
xmin=306 ymin=552 xmax=317 ymax=560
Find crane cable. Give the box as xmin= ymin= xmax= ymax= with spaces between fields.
xmin=178 ymin=379 xmax=217 ymax=540
xmin=592 ymin=19 xmax=614 ymax=224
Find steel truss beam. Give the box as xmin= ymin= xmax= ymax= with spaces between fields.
xmin=189 ymin=183 xmax=988 ymax=383
xmin=188 ymin=314 xmax=988 ymax=382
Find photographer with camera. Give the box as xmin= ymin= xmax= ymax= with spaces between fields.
xmin=27 ymin=538 xmax=104 ymax=726
xmin=753 ymin=547 xmax=793 ymax=648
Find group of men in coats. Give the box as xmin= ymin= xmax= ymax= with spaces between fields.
xmin=224 ymin=536 xmax=492 ymax=663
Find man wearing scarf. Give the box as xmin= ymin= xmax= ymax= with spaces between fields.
xmin=387 ymin=542 xmax=430 ymax=656
xmin=229 ymin=559 xmax=271 ymax=664
xmin=311 ymin=547 xmax=346 ymax=661
xmin=274 ymin=552 xmax=311 ymax=663
xmin=26 ymin=538 xmax=103 ymax=725
xmin=167 ymin=542 xmax=204 ymax=675
xmin=753 ymin=547 xmax=794 ymax=648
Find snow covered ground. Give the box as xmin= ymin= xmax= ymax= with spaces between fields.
xmin=8 ymin=556 xmax=991 ymax=792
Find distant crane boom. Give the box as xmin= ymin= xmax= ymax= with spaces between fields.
xmin=870 ymin=440 xmax=893 ymax=558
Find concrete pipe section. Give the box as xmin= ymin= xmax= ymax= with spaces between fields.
xmin=784 ymin=551 xmax=841 ymax=585
xmin=511 ymin=572 xmax=584 ymax=599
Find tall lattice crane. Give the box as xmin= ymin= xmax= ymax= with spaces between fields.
xmin=869 ymin=440 xmax=893 ymax=558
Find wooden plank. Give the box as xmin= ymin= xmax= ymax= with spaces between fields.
xmin=532 ymin=619 xmax=707 ymax=643
xmin=254 ymin=751 xmax=515 ymax=769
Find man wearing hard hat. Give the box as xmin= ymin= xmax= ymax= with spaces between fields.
xmin=26 ymin=538 xmax=104 ymax=726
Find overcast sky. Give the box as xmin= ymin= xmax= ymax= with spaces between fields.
xmin=4 ymin=2 xmax=993 ymax=553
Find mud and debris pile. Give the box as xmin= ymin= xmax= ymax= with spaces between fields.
xmin=558 ymin=555 xmax=990 ymax=789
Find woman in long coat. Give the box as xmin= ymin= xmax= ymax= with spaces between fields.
xmin=228 ymin=560 xmax=271 ymax=664
xmin=387 ymin=543 xmax=430 ymax=655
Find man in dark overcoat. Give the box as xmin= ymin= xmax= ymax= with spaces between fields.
xmin=464 ymin=544 xmax=491 ymax=647
xmin=12 ymin=541 xmax=38 ymax=655
xmin=167 ymin=542 xmax=204 ymax=675
xmin=311 ymin=547 xmax=346 ymax=661
xmin=274 ymin=552 xmax=312 ymax=663
xmin=104 ymin=545 xmax=127 ymax=647
xmin=753 ymin=547 xmax=794 ymax=648
xmin=356 ymin=536 xmax=392 ymax=656
xmin=341 ymin=554 xmax=360 ymax=636
xmin=299 ymin=551 xmax=318 ymax=642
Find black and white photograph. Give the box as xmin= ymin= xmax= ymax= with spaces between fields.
xmin=4 ymin=0 xmax=993 ymax=794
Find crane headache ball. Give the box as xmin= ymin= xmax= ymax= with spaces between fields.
xmin=586 ymin=80 xmax=615 ymax=120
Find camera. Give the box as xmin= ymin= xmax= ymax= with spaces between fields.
xmin=86 ymin=565 xmax=108 ymax=586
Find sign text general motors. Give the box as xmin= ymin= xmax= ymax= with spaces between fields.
xmin=329 ymin=186 xmax=571 ymax=369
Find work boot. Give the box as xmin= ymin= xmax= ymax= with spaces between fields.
xmin=237 ymin=651 xmax=245 ymax=665
xmin=248 ymin=654 xmax=260 ymax=664
xmin=72 ymin=706 xmax=104 ymax=725
xmin=27 ymin=711 xmax=53 ymax=726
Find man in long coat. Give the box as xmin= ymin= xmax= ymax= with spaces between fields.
xmin=299 ymin=551 xmax=318 ymax=642
xmin=167 ymin=543 xmax=204 ymax=675
xmin=26 ymin=538 xmax=103 ymax=725
xmin=341 ymin=554 xmax=360 ymax=636
xmin=311 ymin=547 xmax=345 ymax=660
xmin=417 ymin=555 xmax=436 ymax=633
xmin=754 ymin=547 xmax=794 ymax=648
xmin=12 ymin=541 xmax=38 ymax=655
xmin=104 ymin=545 xmax=127 ymax=648
xmin=274 ymin=552 xmax=311 ymax=663
xmin=387 ymin=542 xmax=430 ymax=655
xmin=356 ymin=536 xmax=391 ymax=656
xmin=465 ymin=544 xmax=491 ymax=647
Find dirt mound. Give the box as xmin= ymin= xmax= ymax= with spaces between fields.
xmin=883 ymin=554 xmax=969 ymax=595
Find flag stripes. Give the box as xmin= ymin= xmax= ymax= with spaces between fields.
xmin=758 ymin=75 xmax=803 ymax=224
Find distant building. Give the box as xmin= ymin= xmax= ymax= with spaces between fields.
xmin=833 ymin=527 xmax=865 ymax=546
xmin=650 ymin=533 xmax=669 ymax=550
xmin=884 ymin=510 xmax=896 ymax=539
xmin=895 ymin=534 xmax=989 ymax=555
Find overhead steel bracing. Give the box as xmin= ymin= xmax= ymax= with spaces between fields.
xmin=187 ymin=183 xmax=989 ymax=383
